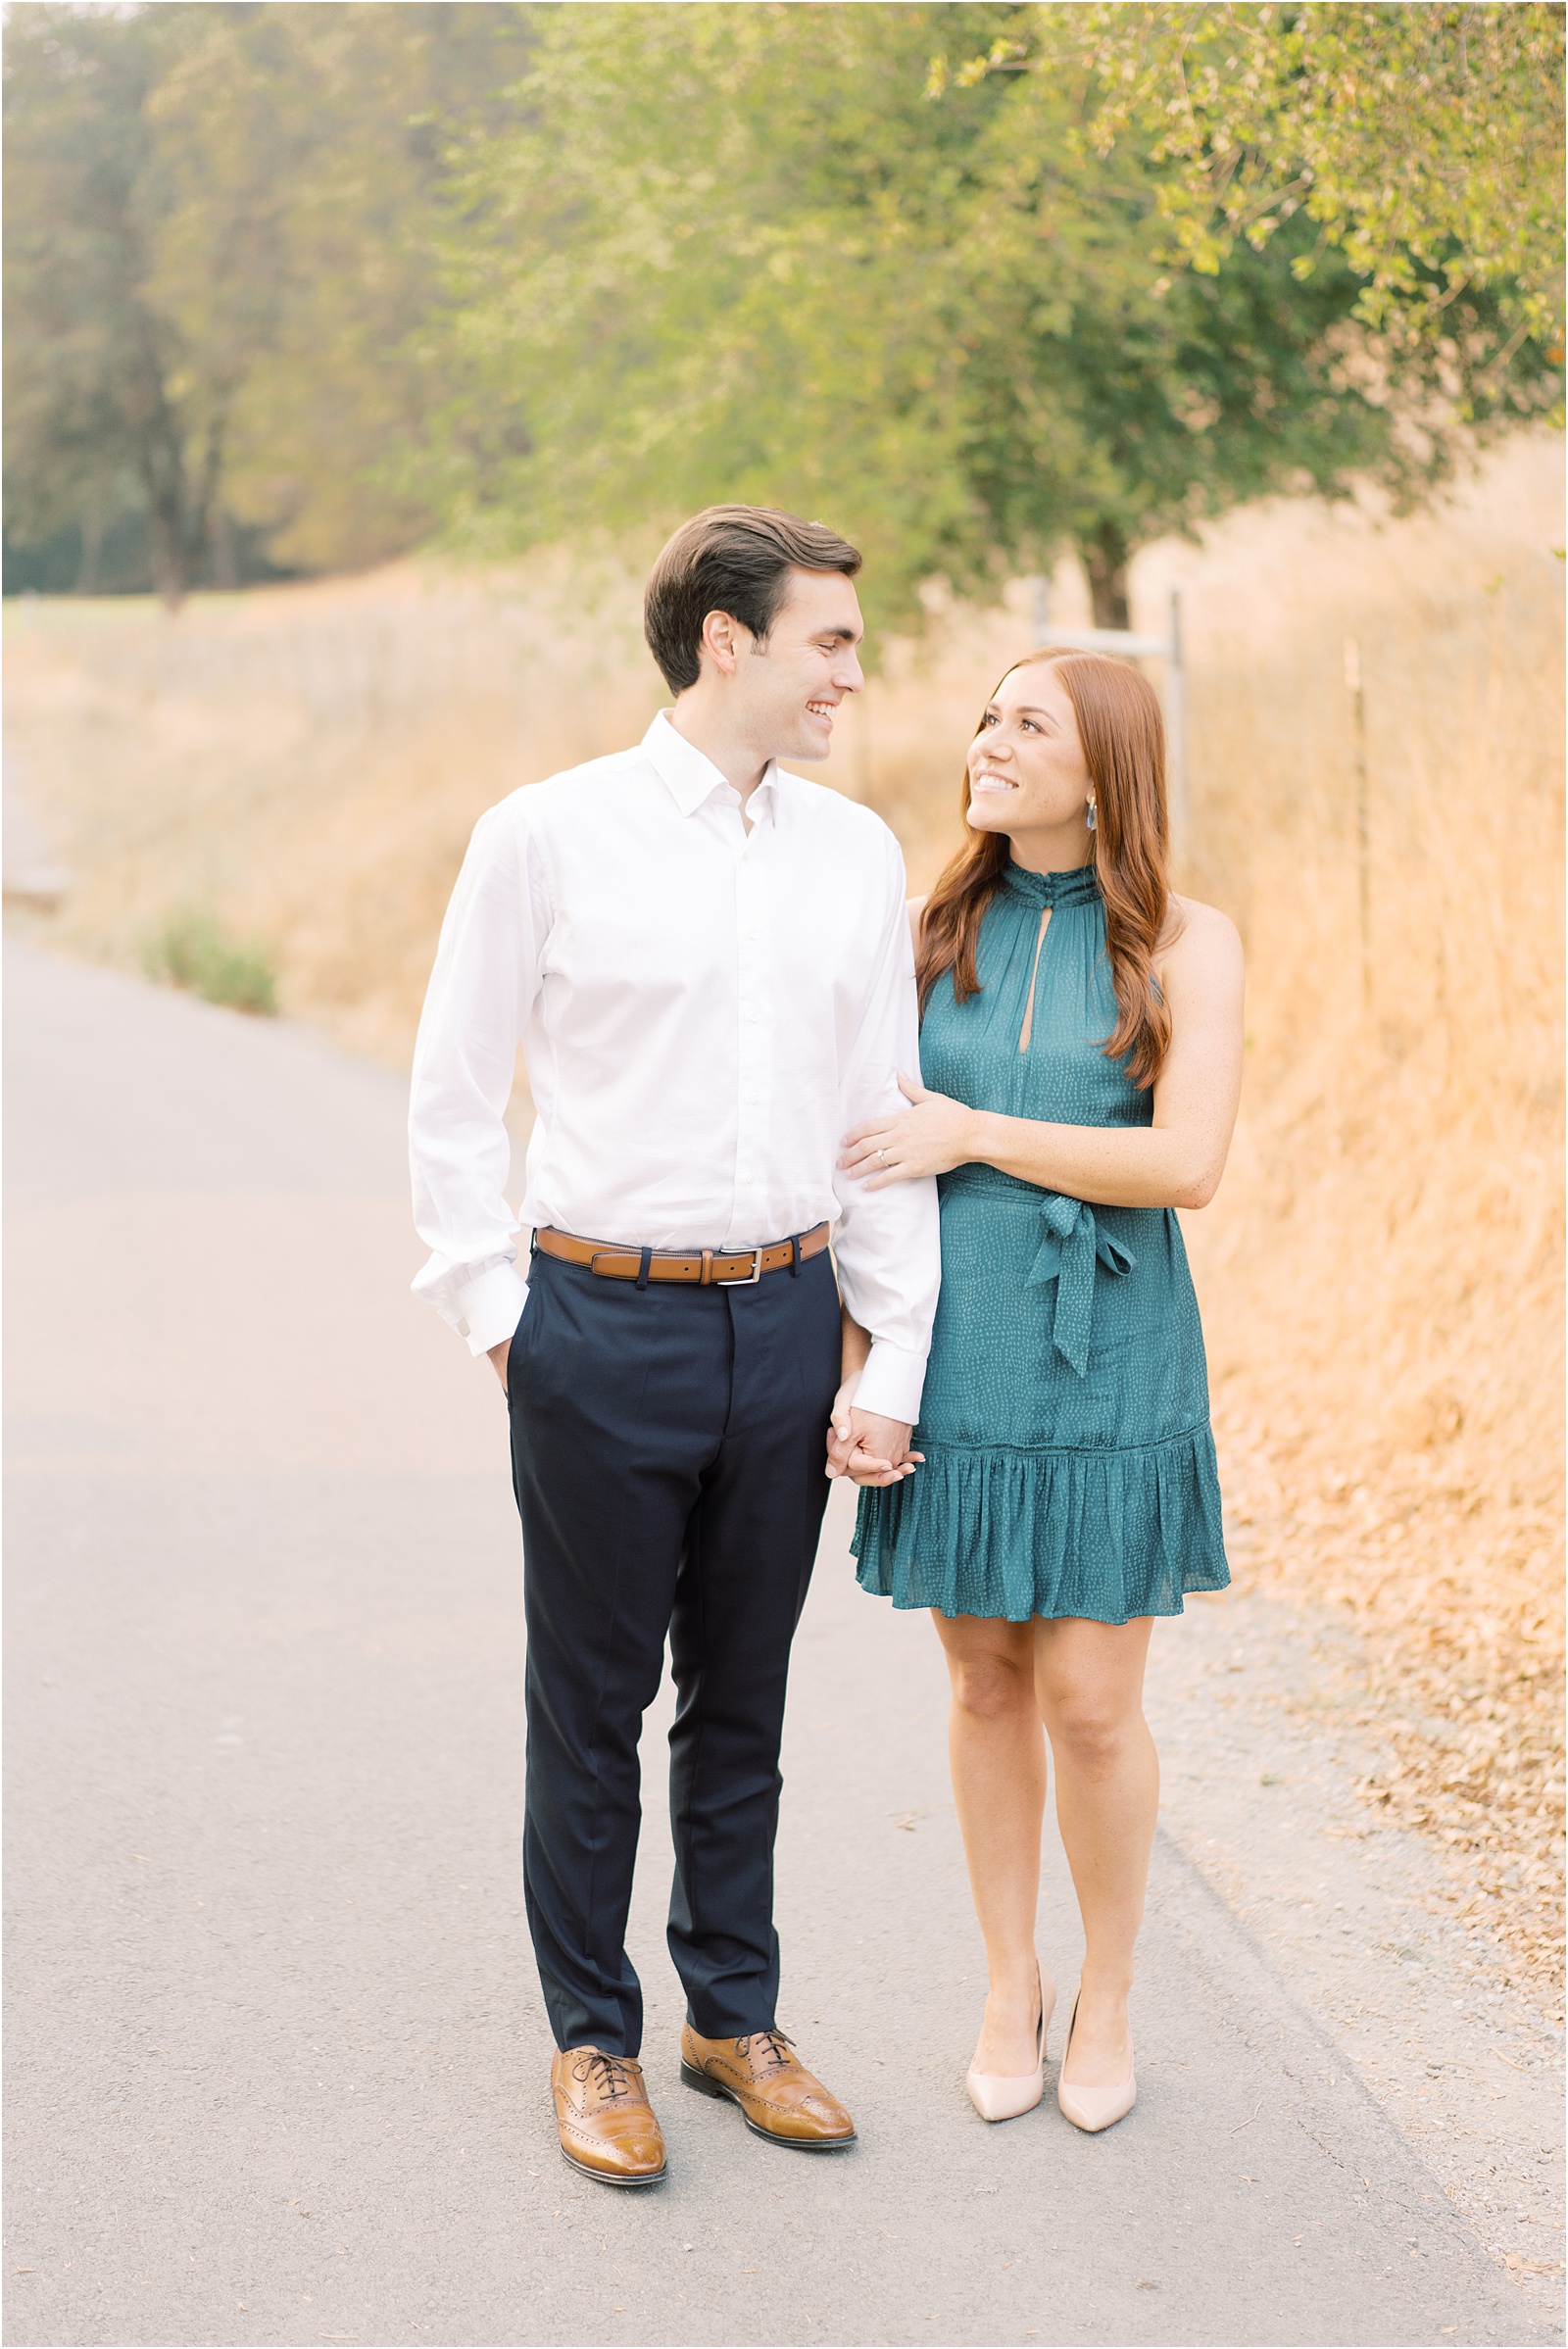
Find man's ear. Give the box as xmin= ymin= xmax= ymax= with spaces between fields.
xmin=700 ymin=608 xmax=746 ymax=677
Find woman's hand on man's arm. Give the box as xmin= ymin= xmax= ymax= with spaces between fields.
xmin=974 ymin=903 xmax=1243 ymax=1205
xmin=839 ymin=1072 xmax=981 ymax=1186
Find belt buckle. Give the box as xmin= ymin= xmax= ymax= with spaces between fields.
xmin=717 ymin=1247 xmax=764 ymax=1287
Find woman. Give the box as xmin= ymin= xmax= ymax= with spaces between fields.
xmin=835 ymin=649 xmax=1243 ymax=2132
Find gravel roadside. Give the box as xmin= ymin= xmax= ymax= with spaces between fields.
xmin=1145 ymin=1571 xmax=1564 ymax=2320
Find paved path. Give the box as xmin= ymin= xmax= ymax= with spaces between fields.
xmin=4 ymin=942 xmax=1557 ymax=2349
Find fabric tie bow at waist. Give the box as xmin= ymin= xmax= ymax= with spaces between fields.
xmin=1026 ymin=1193 xmax=1137 ymax=1374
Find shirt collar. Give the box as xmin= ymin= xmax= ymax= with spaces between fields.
xmin=642 ymin=710 xmax=780 ymax=819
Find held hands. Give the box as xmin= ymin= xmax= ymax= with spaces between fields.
xmin=827 ymin=1094 xmax=948 ymax=1484
xmin=839 ymin=1072 xmax=976 ymax=1188
xmin=824 ymin=1370 xmax=922 ymax=1489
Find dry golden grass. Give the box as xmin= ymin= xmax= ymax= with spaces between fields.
xmin=1145 ymin=441 xmax=1565 ymax=2005
xmin=3 ymin=553 xmax=664 ymax=1061
xmin=7 ymin=434 xmax=1562 ymax=2001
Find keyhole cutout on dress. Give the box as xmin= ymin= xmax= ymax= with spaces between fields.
xmin=1017 ymin=907 xmax=1052 ymax=1052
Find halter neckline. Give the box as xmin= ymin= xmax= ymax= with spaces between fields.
xmin=1000 ymin=859 xmax=1101 ymax=909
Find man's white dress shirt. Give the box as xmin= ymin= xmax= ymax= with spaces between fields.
xmin=410 ymin=711 xmax=940 ymax=1424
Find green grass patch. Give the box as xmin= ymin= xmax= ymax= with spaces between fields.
xmin=143 ymin=909 xmax=277 ymax=1016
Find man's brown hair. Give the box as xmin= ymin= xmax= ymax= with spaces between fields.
xmin=644 ymin=504 xmax=861 ymax=694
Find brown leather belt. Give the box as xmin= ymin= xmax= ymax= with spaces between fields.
xmin=534 ymin=1220 xmax=831 ymax=1287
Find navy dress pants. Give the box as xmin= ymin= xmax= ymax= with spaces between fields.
xmin=507 ymin=1243 xmax=841 ymax=2057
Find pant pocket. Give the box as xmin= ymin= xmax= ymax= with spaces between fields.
xmin=505 ymin=1291 xmax=535 ymax=1402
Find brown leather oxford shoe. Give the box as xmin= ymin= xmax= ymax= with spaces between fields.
xmin=551 ymin=2047 xmax=667 ymax=2187
xmin=679 ymin=2025 xmax=857 ymax=2150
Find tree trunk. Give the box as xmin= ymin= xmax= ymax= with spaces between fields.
xmin=143 ymin=472 xmax=189 ymax=611
xmin=128 ymin=328 xmax=231 ymax=610
xmin=138 ymin=402 xmax=192 ymax=611
xmin=1084 ymin=522 xmax=1131 ymax=632
xmin=211 ymin=508 xmax=238 ymax=592
xmin=74 ymin=512 xmax=103 ymax=596
xmin=189 ymin=404 xmax=229 ymax=584
xmin=125 ymin=316 xmax=189 ymax=608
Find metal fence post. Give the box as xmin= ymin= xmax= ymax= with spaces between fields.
xmin=1166 ymin=587 xmax=1188 ymax=863
xmin=1345 ymin=634 xmax=1372 ymax=1009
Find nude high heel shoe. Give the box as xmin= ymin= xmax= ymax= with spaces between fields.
xmin=965 ymin=1966 xmax=1054 ymax=2123
xmin=1056 ymin=1992 xmax=1136 ymax=2133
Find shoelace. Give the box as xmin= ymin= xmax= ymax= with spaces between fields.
xmin=736 ymin=2030 xmax=796 ymax=2075
xmin=575 ymin=2051 xmax=638 ymax=2102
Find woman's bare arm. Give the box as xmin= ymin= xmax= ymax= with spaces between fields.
xmin=971 ymin=902 xmax=1244 ymax=1207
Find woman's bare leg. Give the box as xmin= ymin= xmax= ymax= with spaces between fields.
xmin=1034 ymin=1615 xmax=1157 ymax=2088
xmin=931 ymin=1611 xmax=1054 ymax=2076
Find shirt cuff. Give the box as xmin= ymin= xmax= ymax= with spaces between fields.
xmin=854 ymin=1339 xmax=927 ymax=1427
xmin=457 ymin=1260 xmax=529 ymax=1357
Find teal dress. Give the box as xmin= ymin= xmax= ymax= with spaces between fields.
xmin=853 ymin=861 xmax=1229 ymax=1623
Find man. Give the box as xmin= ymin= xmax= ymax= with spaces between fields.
xmin=410 ymin=505 xmax=940 ymax=2187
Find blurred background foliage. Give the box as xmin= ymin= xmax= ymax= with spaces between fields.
xmin=5 ymin=1 xmax=1561 ymax=617
xmin=3 ymin=1 xmax=531 ymax=596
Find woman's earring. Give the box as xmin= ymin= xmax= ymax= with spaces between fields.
xmin=1085 ymin=797 xmax=1097 ymax=832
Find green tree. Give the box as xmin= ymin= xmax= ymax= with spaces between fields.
xmin=423 ymin=4 xmax=1023 ymax=620
xmin=4 ymin=7 xmax=206 ymax=601
xmin=428 ymin=1 xmax=1479 ymax=626
xmin=951 ymin=4 xmax=1566 ymax=384
xmin=3 ymin=2 xmax=530 ymax=603
xmin=938 ymin=10 xmax=1542 ymax=621
xmin=149 ymin=2 xmax=533 ymax=577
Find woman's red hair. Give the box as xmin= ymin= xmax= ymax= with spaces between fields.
xmin=915 ymin=651 xmax=1176 ymax=1089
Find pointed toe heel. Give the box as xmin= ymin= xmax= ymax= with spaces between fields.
xmin=1056 ymin=2070 xmax=1137 ymax=2132
xmin=964 ymin=1967 xmax=1055 ymax=2125
xmin=965 ymin=2065 xmax=1046 ymax=2123
xmin=1055 ymin=1994 xmax=1136 ymax=2134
